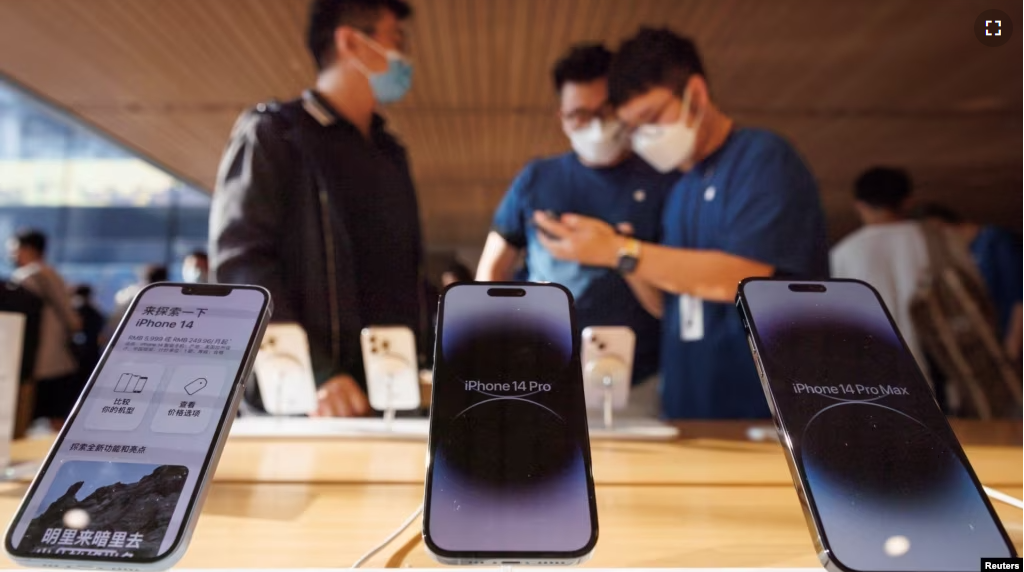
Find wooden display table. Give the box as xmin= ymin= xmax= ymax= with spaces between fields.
xmin=2 ymin=421 xmax=1020 ymax=568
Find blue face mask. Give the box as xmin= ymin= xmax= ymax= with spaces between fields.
xmin=357 ymin=34 xmax=413 ymax=104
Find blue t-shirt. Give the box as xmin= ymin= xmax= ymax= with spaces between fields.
xmin=492 ymin=152 xmax=677 ymax=382
xmin=660 ymin=128 xmax=829 ymax=419
xmin=970 ymin=225 xmax=1023 ymax=337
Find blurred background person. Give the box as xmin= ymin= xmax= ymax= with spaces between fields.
xmin=477 ymin=43 xmax=677 ymax=410
xmin=210 ymin=0 xmax=423 ymax=418
xmin=831 ymin=168 xmax=929 ymax=369
xmin=440 ymin=261 xmax=473 ymax=288
xmin=182 ymin=250 xmax=209 ymax=284
xmin=102 ymin=264 xmax=168 ymax=344
xmin=534 ymin=28 xmax=828 ymax=420
xmin=69 ymin=284 xmax=105 ymax=384
xmin=7 ymin=229 xmax=82 ymax=430
xmin=914 ymin=203 xmax=1022 ymax=362
xmin=424 ymin=259 xmax=474 ymax=366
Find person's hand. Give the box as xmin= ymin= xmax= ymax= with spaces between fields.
xmin=314 ymin=374 xmax=371 ymax=417
xmin=533 ymin=211 xmax=623 ymax=267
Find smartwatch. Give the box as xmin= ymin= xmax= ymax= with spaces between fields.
xmin=616 ymin=237 xmax=642 ymax=274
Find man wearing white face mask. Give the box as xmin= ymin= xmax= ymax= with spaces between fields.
xmin=534 ymin=28 xmax=829 ymax=419
xmin=211 ymin=0 xmax=427 ymax=418
xmin=477 ymin=45 xmax=679 ymax=408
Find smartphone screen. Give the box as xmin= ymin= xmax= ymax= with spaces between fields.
xmin=6 ymin=284 xmax=269 ymax=564
xmin=740 ymin=279 xmax=1015 ymax=570
xmin=424 ymin=283 xmax=597 ymax=559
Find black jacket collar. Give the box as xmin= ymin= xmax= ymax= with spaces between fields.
xmin=301 ymin=90 xmax=387 ymax=134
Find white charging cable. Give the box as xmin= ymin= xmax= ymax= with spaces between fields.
xmin=984 ymin=486 xmax=1024 ymax=510
xmin=347 ymin=474 xmax=1019 ymax=568
xmin=350 ymin=503 xmax=424 ymax=568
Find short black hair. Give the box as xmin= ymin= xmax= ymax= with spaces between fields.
xmin=552 ymin=43 xmax=613 ymax=93
xmin=443 ymin=261 xmax=473 ymax=284
xmin=187 ymin=250 xmax=208 ymax=262
xmin=13 ymin=229 xmax=47 ymax=256
xmin=608 ymin=27 xmax=707 ymax=107
xmin=73 ymin=284 xmax=93 ymax=299
xmin=145 ymin=265 xmax=169 ymax=284
xmin=854 ymin=167 xmax=912 ymax=211
xmin=911 ymin=202 xmax=964 ymax=224
xmin=307 ymin=0 xmax=412 ymax=71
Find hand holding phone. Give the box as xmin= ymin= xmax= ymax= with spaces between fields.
xmin=533 ymin=210 xmax=563 ymax=240
xmin=5 ymin=283 xmax=271 ymax=569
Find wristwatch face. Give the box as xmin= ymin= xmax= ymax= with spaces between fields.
xmin=616 ymin=253 xmax=638 ymax=274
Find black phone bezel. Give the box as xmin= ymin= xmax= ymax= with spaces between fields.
xmin=421 ymin=280 xmax=600 ymax=562
xmin=735 ymin=277 xmax=1019 ymax=569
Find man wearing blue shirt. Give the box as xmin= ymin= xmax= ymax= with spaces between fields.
xmin=534 ymin=28 xmax=829 ymax=419
xmin=477 ymin=44 xmax=678 ymax=407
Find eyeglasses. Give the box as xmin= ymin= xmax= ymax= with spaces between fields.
xmin=559 ymin=101 xmax=615 ymax=130
xmin=619 ymin=95 xmax=684 ymax=138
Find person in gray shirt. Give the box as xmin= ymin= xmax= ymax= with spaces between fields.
xmin=8 ymin=229 xmax=81 ymax=429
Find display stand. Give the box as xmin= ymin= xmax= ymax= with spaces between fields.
xmin=274 ymin=380 xmax=302 ymax=419
xmin=1 ymin=460 xmax=40 ymax=483
xmin=229 ymin=416 xmax=429 ymax=440
xmin=253 ymin=324 xmax=320 ymax=416
xmin=602 ymin=382 xmax=615 ymax=430
xmin=237 ymin=351 xmax=427 ymax=439
xmin=583 ymin=354 xmax=679 ymax=441
xmin=0 ymin=312 xmax=25 ymax=474
xmin=381 ymin=372 xmax=397 ymax=432
xmin=587 ymin=418 xmax=679 ymax=440
xmin=746 ymin=424 xmax=779 ymax=442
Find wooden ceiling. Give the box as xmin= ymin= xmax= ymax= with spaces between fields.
xmin=0 ymin=0 xmax=1020 ymax=251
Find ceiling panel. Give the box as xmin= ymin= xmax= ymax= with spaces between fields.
xmin=0 ymin=0 xmax=1019 ymax=249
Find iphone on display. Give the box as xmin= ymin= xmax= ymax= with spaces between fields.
xmin=4 ymin=283 xmax=271 ymax=570
xmin=580 ymin=326 xmax=635 ymax=412
xmin=360 ymin=326 xmax=420 ymax=412
xmin=252 ymin=323 xmax=318 ymax=416
xmin=423 ymin=283 xmax=598 ymax=565
xmin=736 ymin=278 xmax=1016 ymax=572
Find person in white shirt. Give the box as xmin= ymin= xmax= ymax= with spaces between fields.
xmin=831 ymin=167 xmax=930 ymax=371
xmin=101 ymin=264 xmax=168 ymax=346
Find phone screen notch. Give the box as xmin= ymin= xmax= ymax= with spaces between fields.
xmin=487 ymin=287 xmax=526 ymax=297
xmin=181 ymin=284 xmax=232 ymax=296
xmin=787 ymin=283 xmax=826 ymax=293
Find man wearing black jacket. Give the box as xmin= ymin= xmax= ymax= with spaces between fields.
xmin=210 ymin=0 xmax=423 ymax=417
xmin=0 ymin=280 xmax=42 ymax=437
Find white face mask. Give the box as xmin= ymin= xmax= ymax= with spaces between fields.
xmin=631 ymin=90 xmax=703 ymax=173
xmin=567 ymin=117 xmax=629 ymax=166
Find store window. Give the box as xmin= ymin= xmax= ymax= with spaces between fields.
xmin=0 ymin=77 xmax=210 ymax=313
